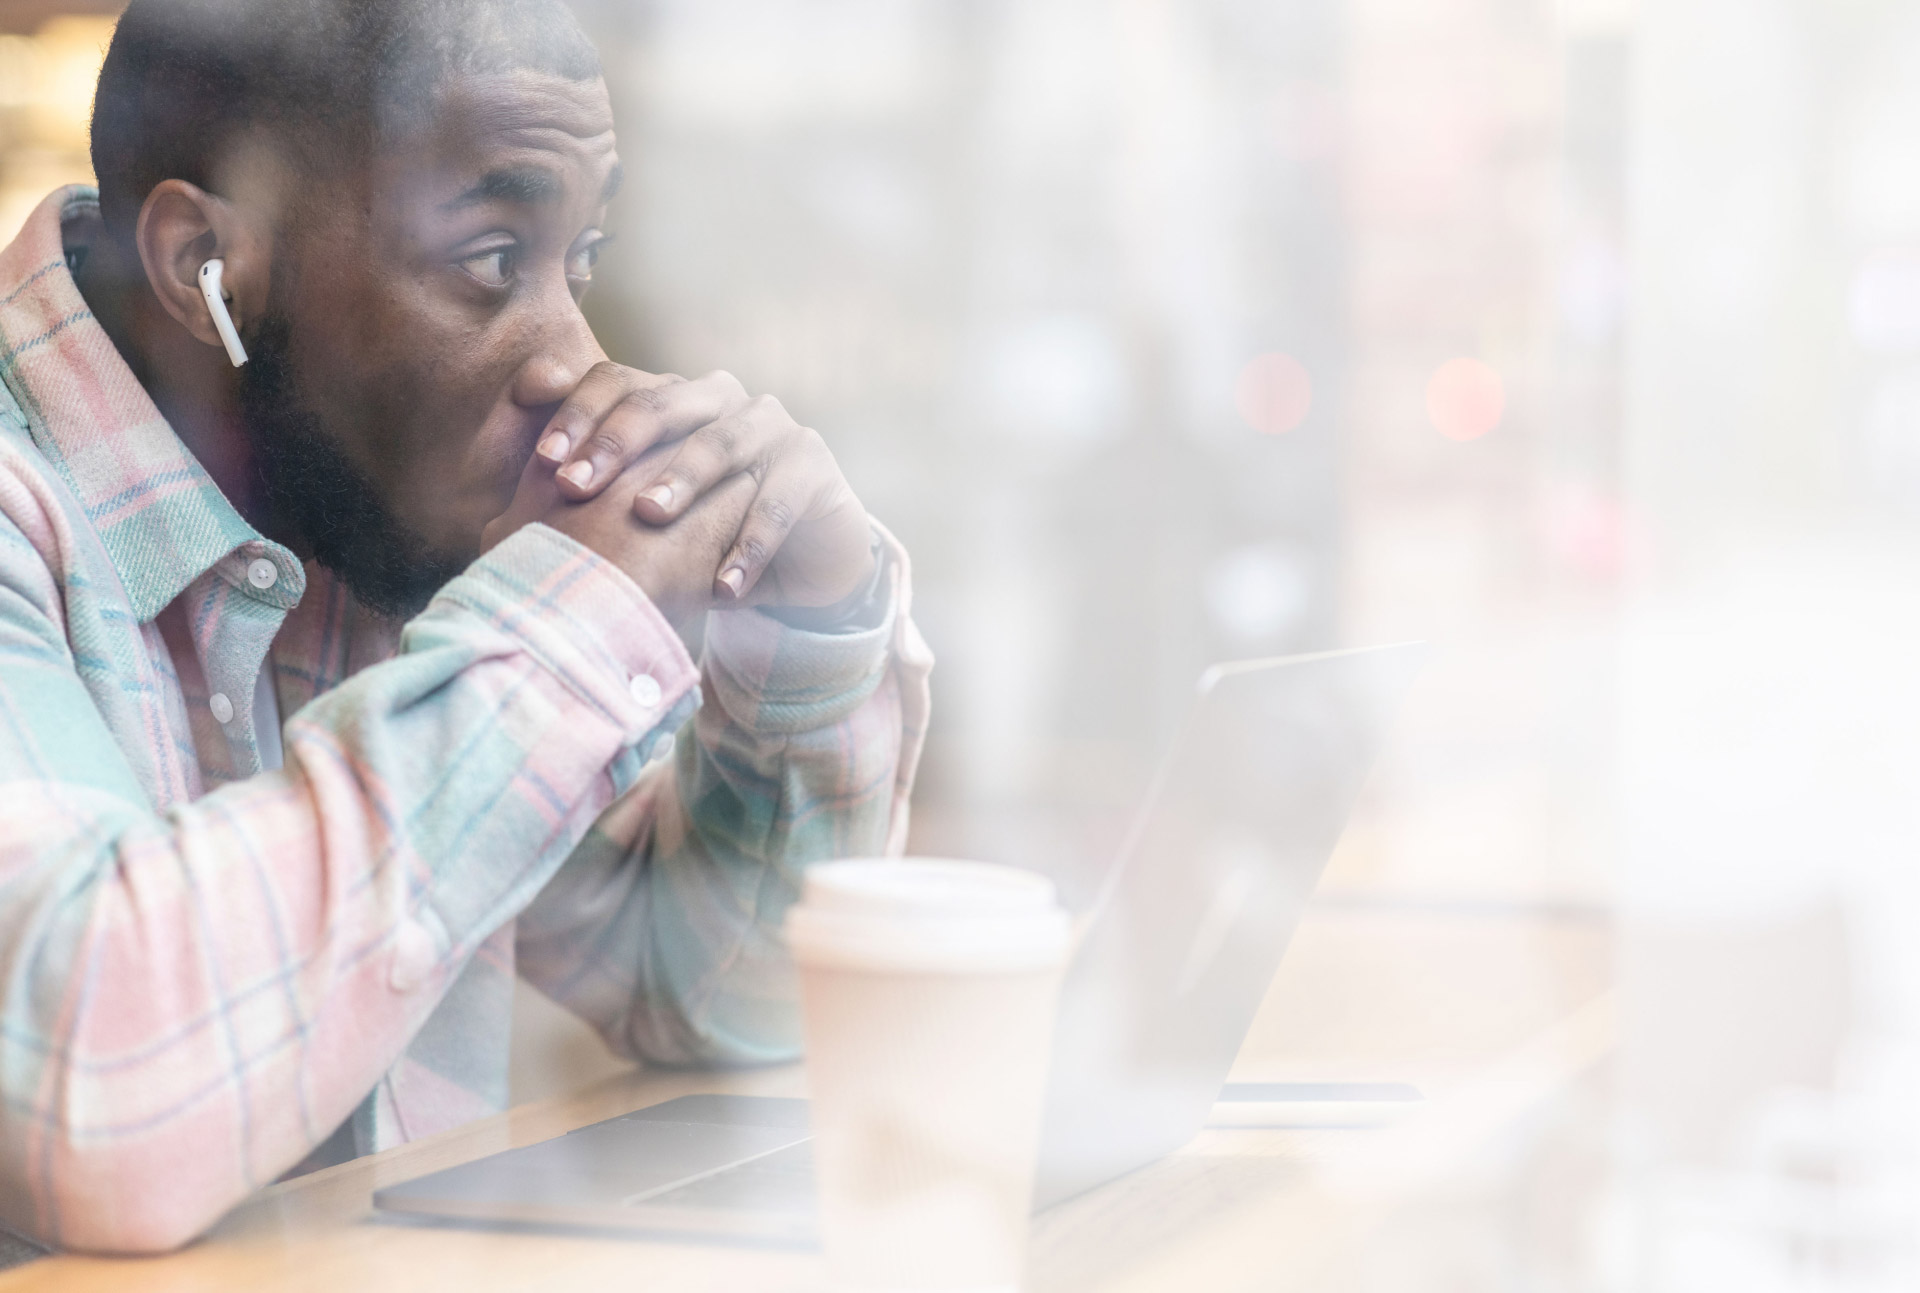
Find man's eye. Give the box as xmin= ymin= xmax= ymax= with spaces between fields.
xmin=462 ymin=249 xmax=514 ymax=287
xmin=566 ymin=242 xmax=601 ymax=283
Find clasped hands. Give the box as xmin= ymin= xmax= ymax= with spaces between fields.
xmin=482 ymin=365 xmax=875 ymax=628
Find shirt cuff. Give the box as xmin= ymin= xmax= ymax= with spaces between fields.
xmin=422 ymin=522 xmax=699 ymax=751
xmin=701 ymin=525 xmax=907 ymax=735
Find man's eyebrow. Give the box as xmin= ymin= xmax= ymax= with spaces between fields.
xmin=443 ymin=167 xmax=563 ymax=210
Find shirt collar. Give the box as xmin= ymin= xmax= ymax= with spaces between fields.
xmin=0 ymin=186 xmax=302 ymax=622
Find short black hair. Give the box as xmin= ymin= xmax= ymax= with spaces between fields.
xmin=90 ymin=0 xmax=602 ymax=243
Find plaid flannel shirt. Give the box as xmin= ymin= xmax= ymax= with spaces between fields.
xmin=0 ymin=188 xmax=932 ymax=1252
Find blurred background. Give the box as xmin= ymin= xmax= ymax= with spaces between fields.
xmin=8 ymin=0 xmax=1920 ymax=1286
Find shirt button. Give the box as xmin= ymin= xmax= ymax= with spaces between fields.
xmin=629 ymin=673 xmax=662 ymax=708
xmin=209 ymin=692 xmax=235 ymax=724
xmin=247 ymin=558 xmax=279 ymax=590
xmin=388 ymin=919 xmax=438 ymax=993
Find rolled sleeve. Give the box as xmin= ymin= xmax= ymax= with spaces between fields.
xmin=701 ymin=526 xmax=910 ymax=735
xmin=517 ymin=519 xmax=933 ymax=1065
xmin=424 ymin=522 xmax=699 ymax=748
xmin=703 ymin=598 xmax=895 ymax=736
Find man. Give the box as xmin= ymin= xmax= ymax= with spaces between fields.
xmin=0 ymin=0 xmax=930 ymax=1253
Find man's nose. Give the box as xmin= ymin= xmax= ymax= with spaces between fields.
xmin=511 ymin=303 xmax=607 ymax=408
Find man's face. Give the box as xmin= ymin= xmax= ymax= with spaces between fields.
xmin=252 ymin=69 xmax=617 ymax=607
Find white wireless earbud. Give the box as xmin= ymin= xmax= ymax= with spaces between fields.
xmin=197 ymin=258 xmax=249 ymax=368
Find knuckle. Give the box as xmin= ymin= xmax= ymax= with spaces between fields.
xmin=801 ymin=430 xmax=838 ymax=468
xmin=627 ymin=384 xmax=672 ymax=418
xmin=659 ymin=461 xmax=703 ymax=491
xmin=748 ymin=392 xmax=787 ymax=420
xmin=693 ymin=418 xmax=739 ymax=456
xmin=583 ymin=428 xmax=626 ymax=459
xmin=703 ymin=369 xmax=746 ymax=397
xmin=734 ymin=534 xmax=771 ymax=569
xmin=753 ymin=494 xmax=797 ymax=533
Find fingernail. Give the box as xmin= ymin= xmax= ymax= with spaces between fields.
xmin=536 ymin=432 xmax=569 ymax=462
xmin=558 ymin=460 xmax=593 ymax=488
xmin=717 ymin=567 xmax=745 ymax=597
xmin=641 ymin=484 xmax=673 ymax=511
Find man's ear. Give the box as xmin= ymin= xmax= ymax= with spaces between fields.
xmin=134 ymin=180 xmax=269 ymax=354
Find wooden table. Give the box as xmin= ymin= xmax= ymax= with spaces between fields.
xmin=0 ymin=902 xmax=1611 ymax=1292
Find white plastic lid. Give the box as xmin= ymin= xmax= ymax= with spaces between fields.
xmin=786 ymin=858 xmax=1071 ymax=975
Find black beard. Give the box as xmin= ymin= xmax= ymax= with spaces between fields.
xmin=237 ymin=315 xmax=468 ymax=620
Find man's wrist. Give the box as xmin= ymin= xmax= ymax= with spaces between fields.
xmin=758 ymin=530 xmax=889 ymax=634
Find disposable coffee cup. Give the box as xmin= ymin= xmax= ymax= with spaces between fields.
xmin=786 ymin=858 xmax=1073 ymax=1293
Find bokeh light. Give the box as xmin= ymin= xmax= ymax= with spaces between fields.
xmin=1204 ymin=543 xmax=1313 ymax=645
xmin=0 ymin=18 xmax=115 ymax=244
xmin=1425 ymin=357 xmax=1505 ymax=441
xmin=1234 ymin=352 xmax=1314 ymax=435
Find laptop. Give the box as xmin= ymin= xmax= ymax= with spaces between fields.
xmin=375 ymin=643 xmax=1426 ymax=1241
